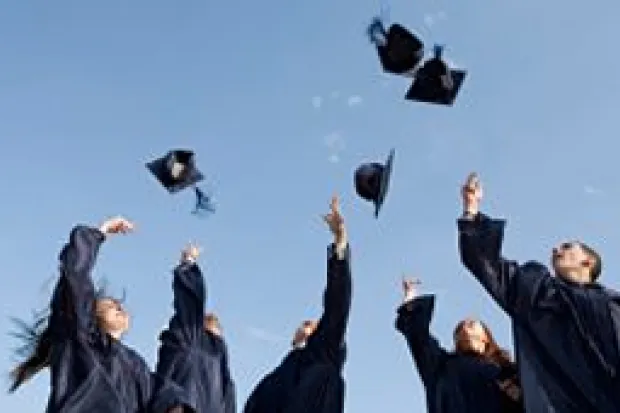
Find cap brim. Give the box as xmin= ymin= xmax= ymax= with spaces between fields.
xmin=374 ymin=148 xmax=395 ymax=217
xmin=146 ymin=159 xmax=204 ymax=194
xmin=404 ymin=69 xmax=467 ymax=105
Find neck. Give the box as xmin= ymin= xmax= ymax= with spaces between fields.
xmin=206 ymin=328 xmax=221 ymax=338
xmin=108 ymin=331 xmax=123 ymax=340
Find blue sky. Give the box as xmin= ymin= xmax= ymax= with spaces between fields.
xmin=1 ymin=1 xmax=619 ymax=411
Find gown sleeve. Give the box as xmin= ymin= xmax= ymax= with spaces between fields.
xmin=457 ymin=213 xmax=553 ymax=318
xmin=50 ymin=225 xmax=106 ymax=340
xmin=125 ymin=348 xmax=192 ymax=413
xmin=166 ymin=262 xmax=206 ymax=345
xmin=305 ymin=243 xmax=352 ymax=364
xmin=395 ymin=295 xmax=448 ymax=387
xmin=221 ymin=343 xmax=237 ymax=413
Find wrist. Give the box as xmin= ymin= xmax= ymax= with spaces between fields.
xmin=181 ymin=255 xmax=196 ymax=265
xmin=334 ymin=227 xmax=346 ymax=243
xmin=332 ymin=238 xmax=347 ymax=260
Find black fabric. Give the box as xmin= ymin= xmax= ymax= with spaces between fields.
xmin=396 ymin=295 xmax=523 ymax=413
xmin=156 ymin=261 xmax=236 ymax=413
xmin=458 ymin=213 xmax=620 ymax=412
xmin=46 ymin=226 xmax=189 ymax=413
xmin=243 ymin=244 xmax=352 ymax=413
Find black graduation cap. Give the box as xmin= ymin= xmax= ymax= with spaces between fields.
xmin=146 ymin=149 xmax=215 ymax=215
xmin=354 ymin=149 xmax=395 ymax=218
xmin=367 ymin=17 xmax=424 ymax=76
xmin=405 ymin=45 xmax=467 ymax=105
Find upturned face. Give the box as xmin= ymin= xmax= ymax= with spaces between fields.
xmin=454 ymin=319 xmax=488 ymax=355
xmin=551 ymin=241 xmax=592 ymax=283
xmin=292 ymin=320 xmax=318 ymax=347
xmin=204 ymin=314 xmax=222 ymax=337
xmin=95 ymin=298 xmax=129 ymax=338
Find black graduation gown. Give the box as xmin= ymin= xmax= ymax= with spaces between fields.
xmin=46 ymin=225 xmax=189 ymax=413
xmin=155 ymin=261 xmax=236 ymax=413
xmin=458 ymin=213 xmax=620 ymax=412
xmin=396 ymin=294 xmax=523 ymax=413
xmin=243 ymin=244 xmax=352 ymax=413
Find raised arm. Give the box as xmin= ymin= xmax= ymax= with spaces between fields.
xmin=306 ymin=242 xmax=352 ymax=358
xmin=305 ymin=195 xmax=352 ymax=363
xmin=395 ymin=292 xmax=448 ymax=387
xmin=458 ymin=174 xmax=550 ymax=316
xmin=165 ymin=244 xmax=206 ymax=345
xmin=50 ymin=217 xmax=134 ymax=338
xmin=50 ymin=225 xmax=106 ymax=337
xmin=123 ymin=348 xmax=191 ymax=413
xmin=220 ymin=341 xmax=236 ymax=413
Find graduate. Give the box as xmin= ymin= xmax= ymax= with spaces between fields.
xmin=155 ymin=244 xmax=236 ymax=413
xmin=396 ymin=278 xmax=522 ymax=413
xmin=9 ymin=217 xmax=190 ymax=413
xmin=458 ymin=173 xmax=620 ymax=412
xmin=243 ymin=195 xmax=352 ymax=413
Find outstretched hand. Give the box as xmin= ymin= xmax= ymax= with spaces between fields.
xmin=461 ymin=172 xmax=483 ymax=216
xmin=402 ymin=277 xmax=420 ymax=302
xmin=181 ymin=243 xmax=201 ymax=264
xmin=99 ymin=217 xmax=135 ymax=235
xmin=322 ymin=195 xmax=346 ymax=246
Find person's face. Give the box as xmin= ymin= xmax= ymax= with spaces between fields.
xmin=204 ymin=316 xmax=221 ymax=337
xmin=454 ymin=319 xmax=488 ymax=355
xmin=551 ymin=241 xmax=592 ymax=282
xmin=96 ymin=298 xmax=129 ymax=337
xmin=292 ymin=320 xmax=318 ymax=347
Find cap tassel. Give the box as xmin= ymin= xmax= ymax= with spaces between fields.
xmin=192 ymin=187 xmax=215 ymax=215
xmin=367 ymin=17 xmax=387 ymax=47
xmin=431 ymin=44 xmax=454 ymax=90
xmin=433 ymin=44 xmax=444 ymax=59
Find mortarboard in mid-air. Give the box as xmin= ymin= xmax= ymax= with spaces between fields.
xmin=367 ymin=17 xmax=467 ymax=106
xmin=405 ymin=45 xmax=466 ymax=106
xmin=354 ymin=148 xmax=395 ymax=218
xmin=146 ymin=149 xmax=215 ymax=215
xmin=367 ymin=17 xmax=424 ymax=77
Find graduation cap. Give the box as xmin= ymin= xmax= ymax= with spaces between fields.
xmin=146 ymin=149 xmax=215 ymax=215
xmin=367 ymin=17 xmax=424 ymax=76
xmin=354 ymin=149 xmax=395 ymax=218
xmin=405 ymin=45 xmax=467 ymax=105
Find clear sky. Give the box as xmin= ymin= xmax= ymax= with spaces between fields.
xmin=1 ymin=1 xmax=619 ymax=411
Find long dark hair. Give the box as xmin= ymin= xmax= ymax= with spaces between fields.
xmin=8 ymin=279 xmax=123 ymax=393
xmin=453 ymin=320 xmax=514 ymax=367
xmin=453 ymin=320 xmax=522 ymax=405
xmin=8 ymin=311 xmax=53 ymax=392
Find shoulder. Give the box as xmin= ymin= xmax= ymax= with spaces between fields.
xmin=119 ymin=343 xmax=150 ymax=373
xmin=599 ymin=285 xmax=620 ymax=302
xmin=520 ymin=260 xmax=550 ymax=274
xmin=518 ymin=261 xmax=554 ymax=287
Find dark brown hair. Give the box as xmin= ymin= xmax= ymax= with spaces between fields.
xmin=9 ymin=283 xmax=121 ymax=393
xmin=579 ymin=242 xmax=602 ymax=281
xmin=453 ymin=320 xmax=514 ymax=367
xmin=8 ymin=315 xmax=52 ymax=392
